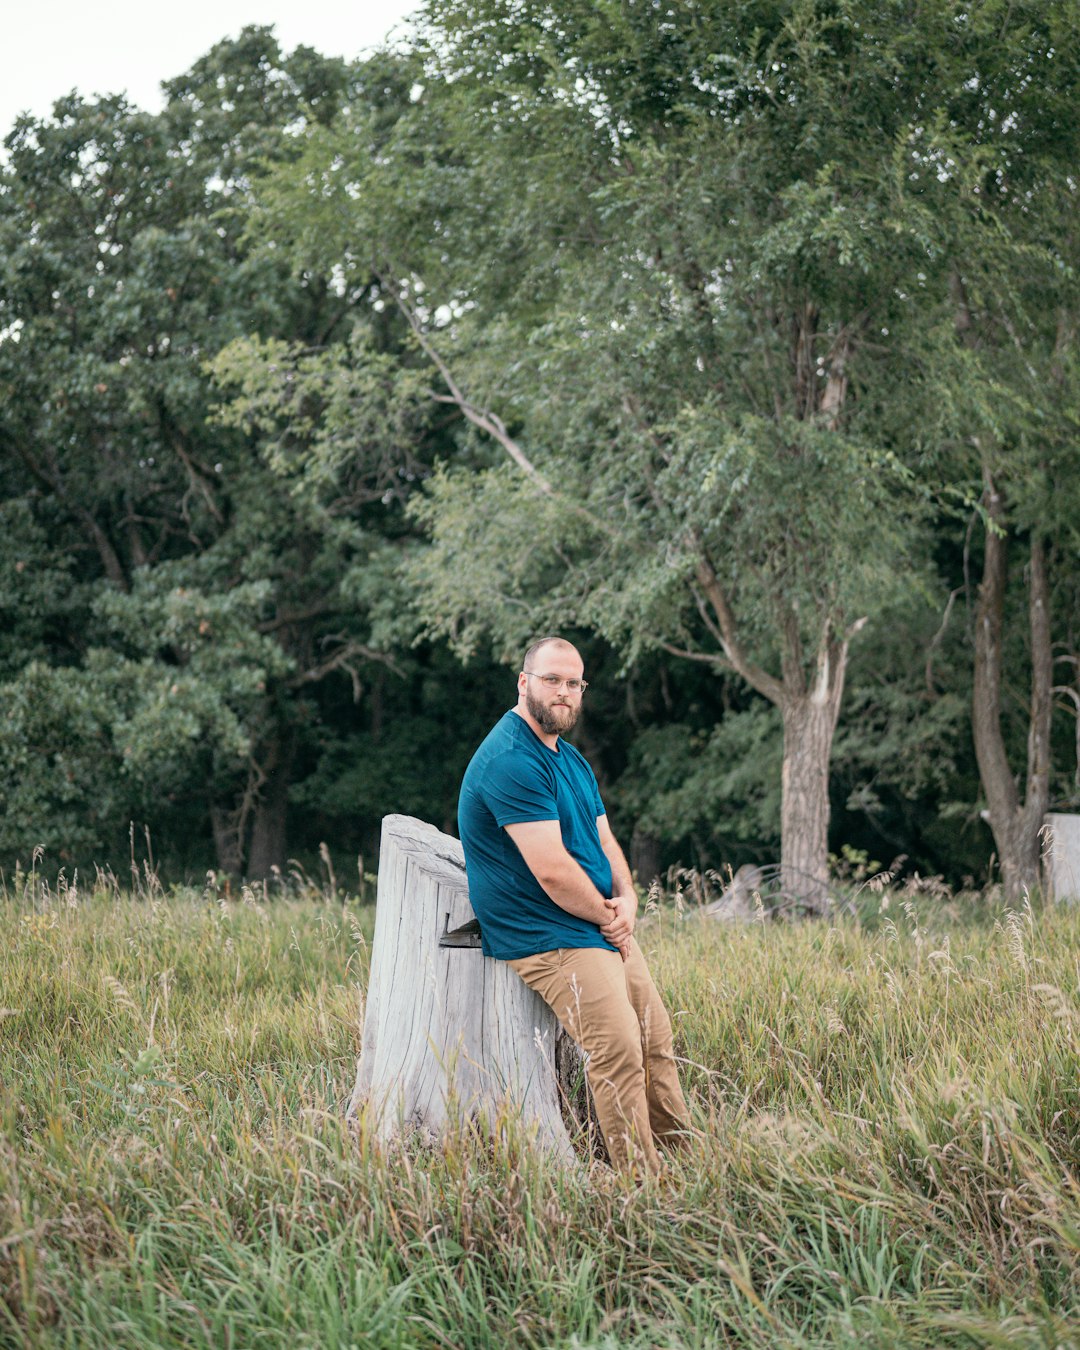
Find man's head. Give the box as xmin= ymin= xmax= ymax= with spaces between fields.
xmin=517 ymin=636 xmax=587 ymax=737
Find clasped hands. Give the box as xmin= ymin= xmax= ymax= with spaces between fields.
xmin=601 ymin=891 xmax=638 ymax=961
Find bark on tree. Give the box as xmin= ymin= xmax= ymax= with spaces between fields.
xmin=209 ymin=801 xmax=244 ymax=877
xmin=346 ymin=815 xmax=588 ymax=1162
xmin=247 ymin=730 xmax=294 ymax=881
xmin=972 ymin=475 xmax=1053 ymax=899
xmin=630 ymin=825 xmax=661 ymax=888
xmin=780 ymin=689 xmax=842 ymax=907
xmin=689 ymin=555 xmax=856 ymax=914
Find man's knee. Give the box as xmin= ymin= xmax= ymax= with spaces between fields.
xmin=641 ymin=1005 xmax=677 ymax=1059
xmin=583 ymin=1007 xmax=646 ymax=1080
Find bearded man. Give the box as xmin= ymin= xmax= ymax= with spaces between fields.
xmin=458 ymin=635 xmax=691 ymax=1173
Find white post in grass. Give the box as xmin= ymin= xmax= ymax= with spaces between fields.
xmin=345 ymin=814 xmax=584 ymax=1161
xmin=1043 ymin=813 xmax=1080 ymax=903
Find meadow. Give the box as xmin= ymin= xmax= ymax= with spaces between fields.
xmin=1 ymin=861 xmax=1078 ymax=1349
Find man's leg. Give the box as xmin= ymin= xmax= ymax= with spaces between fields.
xmin=619 ymin=937 xmax=693 ymax=1150
xmin=508 ymin=947 xmax=661 ymax=1173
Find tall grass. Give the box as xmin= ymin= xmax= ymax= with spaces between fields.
xmin=1 ymin=864 xmax=1078 ymax=1348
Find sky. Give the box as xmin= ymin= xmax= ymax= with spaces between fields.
xmin=2 ymin=0 xmax=422 ymax=138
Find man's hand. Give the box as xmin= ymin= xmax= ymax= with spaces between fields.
xmin=596 ymin=815 xmax=638 ymax=961
xmin=600 ymin=891 xmax=638 ymax=953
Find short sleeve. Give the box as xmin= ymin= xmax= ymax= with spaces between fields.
xmin=483 ymin=750 xmax=559 ymax=826
xmin=570 ymin=744 xmax=605 ymax=816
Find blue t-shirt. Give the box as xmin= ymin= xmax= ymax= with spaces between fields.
xmin=458 ymin=710 xmax=616 ymax=959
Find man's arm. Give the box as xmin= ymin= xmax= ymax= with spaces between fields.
xmin=503 ymin=820 xmax=612 ymax=926
xmin=596 ymin=814 xmax=638 ymax=947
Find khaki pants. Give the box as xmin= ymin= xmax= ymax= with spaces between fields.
xmin=508 ymin=937 xmax=691 ymax=1173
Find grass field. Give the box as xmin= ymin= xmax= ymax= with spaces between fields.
xmin=1 ymin=863 xmax=1078 ymax=1349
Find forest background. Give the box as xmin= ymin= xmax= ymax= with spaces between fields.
xmin=1 ymin=0 xmax=1078 ymax=903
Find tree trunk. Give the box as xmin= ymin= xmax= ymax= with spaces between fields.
xmin=247 ymin=730 xmax=294 ymax=881
xmin=347 ymin=815 xmax=587 ymax=1163
xmin=690 ymin=557 xmax=853 ymax=916
xmin=630 ymin=825 xmax=661 ymax=888
xmin=1023 ymin=536 xmax=1054 ymax=878
xmin=780 ymin=690 xmax=839 ymax=913
xmin=972 ymin=480 xmax=1053 ymax=898
xmin=209 ymin=802 xmax=243 ymax=878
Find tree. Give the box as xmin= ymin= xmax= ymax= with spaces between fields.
xmin=0 ymin=32 xmax=431 ymax=876
xmin=252 ymin=0 xmax=1025 ymax=908
xmin=909 ymin=2 xmax=1080 ymax=897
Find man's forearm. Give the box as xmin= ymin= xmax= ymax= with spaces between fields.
xmin=532 ymin=854 xmax=611 ymax=926
xmin=598 ymin=828 xmax=638 ymax=950
xmin=601 ymin=830 xmax=635 ymax=899
xmin=503 ymin=819 xmax=623 ymax=932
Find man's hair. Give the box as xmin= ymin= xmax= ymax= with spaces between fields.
xmin=522 ymin=635 xmax=578 ymax=670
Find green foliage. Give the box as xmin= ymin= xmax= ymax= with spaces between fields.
xmin=0 ymin=663 xmax=133 ymax=860
xmin=0 ymin=34 xmax=438 ymax=876
xmin=0 ymin=499 xmax=79 ymax=678
xmin=210 ymin=329 xmax=433 ymax=524
xmin=622 ymin=703 xmax=785 ymax=859
xmin=1 ymin=8 xmax=1078 ymax=885
xmin=408 ymin=461 xmax=600 ymax=660
xmin=289 ymin=645 xmax=514 ymax=847
xmin=250 ymin=0 xmax=1006 ymax=681
xmin=0 ymin=576 xmax=290 ymax=861
xmin=95 ymin=574 xmax=291 ymax=783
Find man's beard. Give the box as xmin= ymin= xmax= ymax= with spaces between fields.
xmin=526 ymin=688 xmax=580 ymax=736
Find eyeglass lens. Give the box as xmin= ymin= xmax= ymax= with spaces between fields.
xmin=524 ymin=672 xmax=588 ymax=692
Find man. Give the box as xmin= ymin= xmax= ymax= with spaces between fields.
xmin=458 ymin=635 xmax=691 ymax=1173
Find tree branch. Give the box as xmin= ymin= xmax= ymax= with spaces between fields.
xmin=382 ymin=272 xmax=615 ymax=538
xmin=3 ymin=431 xmax=129 ymax=589
xmin=385 ymin=276 xmax=551 ymax=486
xmin=692 ymin=543 xmax=784 ymax=705
xmin=287 ymin=639 xmax=400 ymax=690
xmin=925 ymin=588 xmax=962 ymax=695
xmin=657 ymin=640 xmax=734 ymax=672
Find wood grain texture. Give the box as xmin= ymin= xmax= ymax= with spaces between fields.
xmin=346 ymin=814 xmax=579 ymax=1160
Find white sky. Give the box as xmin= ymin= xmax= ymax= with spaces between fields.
xmin=2 ymin=0 xmax=422 ymax=138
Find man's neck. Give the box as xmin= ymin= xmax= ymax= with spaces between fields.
xmin=511 ymin=703 xmax=560 ymax=751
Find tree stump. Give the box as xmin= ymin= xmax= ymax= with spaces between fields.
xmin=702 ymin=863 xmax=766 ymax=923
xmin=345 ymin=814 xmax=587 ymax=1162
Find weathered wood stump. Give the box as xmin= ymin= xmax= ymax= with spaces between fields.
xmin=346 ymin=814 xmax=586 ymax=1161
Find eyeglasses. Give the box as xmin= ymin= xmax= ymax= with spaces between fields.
xmin=523 ymin=671 xmax=589 ymax=693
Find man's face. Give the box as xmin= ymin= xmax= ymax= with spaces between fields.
xmin=520 ymin=646 xmax=585 ymax=736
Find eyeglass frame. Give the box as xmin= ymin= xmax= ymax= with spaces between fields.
xmin=522 ymin=671 xmax=589 ymax=693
